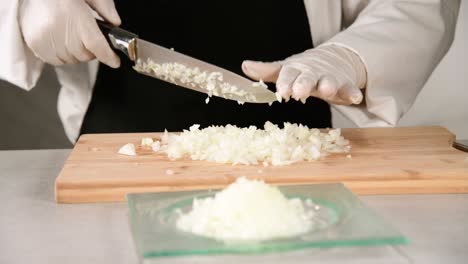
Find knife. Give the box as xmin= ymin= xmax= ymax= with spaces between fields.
xmin=453 ymin=140 xmax=468 ymax=152
xmin=97 ymin=21 xmax=277 ymax=104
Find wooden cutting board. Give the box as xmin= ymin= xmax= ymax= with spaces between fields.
xmin=55 ymin=126 xmax=468 ymax=203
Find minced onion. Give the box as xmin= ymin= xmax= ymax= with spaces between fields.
xmin=134 ymin=59 xmax=273 ymax=104
xmin=140 ymin=137 xmax=154 ymax=147
xmin=118 ymin=143 xmax=136 ymax=156
xmin=151 ymin=141 xmax=161 ymax=152
xmin=156 ymin=122 xmax=350 ymax=166
xmin=176 ymin=177 xmax=318 ymax=241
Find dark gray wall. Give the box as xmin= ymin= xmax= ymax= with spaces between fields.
xmin=0 ymin=65 xmax=72 ymax=150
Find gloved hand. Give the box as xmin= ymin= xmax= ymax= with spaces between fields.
xmin=242 ymin=45 xmax=367 ymax=105
xmin=19 ymin=0 xmax=121 ymax=68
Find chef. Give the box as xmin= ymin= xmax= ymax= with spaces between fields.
xmin=0 ymin=0 xmax=460 ymax=143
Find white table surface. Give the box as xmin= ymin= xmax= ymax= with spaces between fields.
xmin=0 ymin=149 xmax=467 ymax=264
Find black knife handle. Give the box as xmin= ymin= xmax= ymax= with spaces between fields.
xmin=453 ymin=140 xmax=468 ymax=152
xmin=96 ymin=20 xmax=138 ymax=61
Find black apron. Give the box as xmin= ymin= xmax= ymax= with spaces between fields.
xmin=80 ymin=0 xmax=331 ymax=134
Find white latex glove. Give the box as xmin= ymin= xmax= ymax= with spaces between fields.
xmin=242 ymin=45 xmax=367 ymax=105
xmin=19 ymin=0 xmax=121 ymax=68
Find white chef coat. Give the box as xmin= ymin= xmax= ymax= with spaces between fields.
xmin=0 ymin=0 xmax=460 ymax=143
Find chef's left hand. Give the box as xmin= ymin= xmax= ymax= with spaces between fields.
xmin=242 ymin=45 xmax=367 ymax=105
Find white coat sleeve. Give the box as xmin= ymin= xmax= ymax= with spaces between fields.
xmin=0 ymin=0 xmax=44 ymax=90
xmin=325 ymin=0 xmax=460 ymax=127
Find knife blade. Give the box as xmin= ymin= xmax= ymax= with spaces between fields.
xmin=97 ymin=21 xmax=277 ymax=104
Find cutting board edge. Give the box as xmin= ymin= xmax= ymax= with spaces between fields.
xmin=55 ymin=179 xmax=468 ymax=204
xmin=54 ymin=171 xmax=468 ymax=189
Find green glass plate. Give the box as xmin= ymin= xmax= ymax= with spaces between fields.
xmin=127 ymin=183 xmax=407 ymax=258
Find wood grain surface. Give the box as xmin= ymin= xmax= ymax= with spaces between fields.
xmin=55 ymin=126 xmax=468 ymax=203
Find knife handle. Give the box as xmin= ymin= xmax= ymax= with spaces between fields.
xmin=453 ymin=140 xmax=468 ymax=152
xmin=97 ymin=20 xmax=138 ymax=61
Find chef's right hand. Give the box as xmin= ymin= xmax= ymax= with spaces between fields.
xmin=19 ymin=0 xmax=121 ymax=68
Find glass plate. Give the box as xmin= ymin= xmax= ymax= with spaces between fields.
xmin=127 ymin=183 xmax=407 ymax=258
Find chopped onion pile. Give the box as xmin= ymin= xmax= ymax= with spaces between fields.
xmin=134 ymin=59 xmax=272 ymax=104
xmin=176 ymin=177 xmax=318 ymax=241
xmin=159 ymin=122 xmax=350 ymax=166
